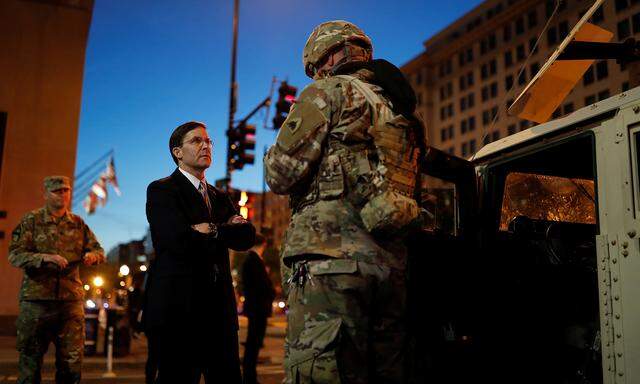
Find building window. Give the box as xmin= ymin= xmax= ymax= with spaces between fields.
xmin=490 ymin=59 xmax=497 ymax=75
xmin=490 ymin=82 xmax=498 ymax=98
xmin=462 ymin=142 xmax=468 ymax=157
xmin=616 ymin=0 xmax=629 ymax=12
xmin=461 ymin=119 xmax=468 ymax=134
xmin=547 ymin=26 xmax=558 ymax=46
xmin=469 ymin=116 xmax=476 ymax=131
xmin=546 ymin=0 xmax=566 ymax=17
xmin=504 ymin=51 xmax=513 ymax=68
xmin=623 ymin=81 xmax=630 ymax=91
xmin=518 ymin=69 xmax=527 ymax=85
xmin=483 ymin=110 xmax=491 ymax=125
xmin=492 ymin=106 xmax=499 ymax=121
xmin=468 ymin=93 xmax=475 ymax=108
xmin=459 ymin=75 xmax=467 ymax=91
xmin=492 ymin=131 xmax=500 ymax=142
xmin=596 ymin=61 xmax=609 ymax=80
xmin=482 ymin=86 xmax=489 ymax=101
xmin=516 ymin=44 xmax=526 ymax=61
xmin=598 ymin=90 xmax=610 ymax=101
xmin=469 ymin=139 xmax=477 ymax=154
xmin=460 ymin=97 xmax=468 ymax=111
xmin=505 ymin=75 xmax=514 ymax=91
xmin=563 ymin=102 xmax=574 ymax=114
xmin=441 ymin=128 xmax=447 ymax=141
xmin=583 ymin=66 xmax=595 ymax=85
xmin=528 ymin=10 xmax=538 ymax=28
xmin=508 ymin=124 xmax=517 ymax=135
xmin=530 ymin=62 xmax=540 ymax=77
xmin=516 ymin=17 xmax=525 ymax=35
xmin=552 ymin=107 xmax=562 ymax=119
xmin=481 ymin=64 xmax=489 ymax=80
xmin=585 ymin=94 xmax=597 ymax=106
xmin=0 ymin=112 xmax=6 ymax=181
xmin=489 ymin=33 xmax=497 ymax=51
xmin=519 ymin=120 xmax=530 ymax=131
xmin=529 ymin=37 xmax=538 ymax=54
xmin=416 ymin=72 xmax=423 ymax=85
xmin=504 ymin=24 xmax=512 ymax=42
xmin=467 ymin=71 xmax=475 ymax=86
xmin=633 ymin=12 xmax=640 ymax=34
xmin=559 ymin=21 xmax=569 ymax=39
xmin=483 ymin=134 xmax=491 ymax=145
xmin=591 ymin=6 xmax=605 ymax=24
xmin=619 ymin=19 xmax=631 ymax=39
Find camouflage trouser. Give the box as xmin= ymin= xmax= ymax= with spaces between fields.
xmin=284 ymin=257 xmax=407 ymax=384
xmin=16 ymin=301 xmax=84 ymax=384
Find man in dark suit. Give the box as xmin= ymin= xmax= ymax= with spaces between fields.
xmin=241 ymin=233 xmax=275 ymax=384
xmin=145 ymin=121 xmax=255 ymax=384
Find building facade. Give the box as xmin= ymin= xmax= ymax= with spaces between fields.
xmin=402 ymin=0 xmax=640 ymax=158
xmin=0 ymin=0 xmax=94 ymax=332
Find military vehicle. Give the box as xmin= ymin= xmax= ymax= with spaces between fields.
xmin=409 ymin=1 xmax=639 ymax=383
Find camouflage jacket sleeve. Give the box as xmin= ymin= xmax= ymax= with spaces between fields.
xmin=8 ymin=214 xmax=45 ymax=269
xmin=264 ymin=82 xmax=332 ymax=194
xmin=81 ymin=219 xmax=104 ymax=257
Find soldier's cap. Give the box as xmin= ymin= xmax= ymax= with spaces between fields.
xmin=44 ymin=176 xmax=72 ymax=192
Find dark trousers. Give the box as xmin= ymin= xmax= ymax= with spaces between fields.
xmin=242 ymin=315 xmax=268 ymax=384
xmin=151 ymin=322 xmax=242 ymax=384
xmin=16 ymin=301 xmax=84 ymax=384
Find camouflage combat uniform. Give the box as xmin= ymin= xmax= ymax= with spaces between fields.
xmin=9 ymin=194 xmax=104 ymax=383
xmin=265 ymin=21 xmax=421 ymax=384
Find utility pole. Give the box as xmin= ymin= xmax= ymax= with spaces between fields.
xmin=225 ymin=0 xmax=239 ymax=191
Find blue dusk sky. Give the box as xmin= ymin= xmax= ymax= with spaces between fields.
xmin=75 ymin=0 xmax=484 ymax=252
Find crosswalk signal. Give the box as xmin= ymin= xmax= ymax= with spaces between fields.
xmin=272 ymin=81 xmax=297 ymax=129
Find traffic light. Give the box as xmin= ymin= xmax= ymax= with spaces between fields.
xmin=227 ymin=122 xmax=256 ymax=171
xmin=272 ymin=81 xmax=297 ymax=129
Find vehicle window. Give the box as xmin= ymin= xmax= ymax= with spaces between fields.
xmin=499 ymin=172 xmax=596 ymax=231
xmin=420 ymin=174 xmax=458 ymax=235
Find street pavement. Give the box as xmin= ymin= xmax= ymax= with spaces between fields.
xmin=0 ymin=314 xmax=286 ymax=383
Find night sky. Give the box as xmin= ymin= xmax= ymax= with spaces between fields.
xmin=75 ymin=0 xmax=484 ymax=252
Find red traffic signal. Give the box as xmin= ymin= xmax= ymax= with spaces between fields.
xmin=272 ymin=81 xmax=297 ymax=129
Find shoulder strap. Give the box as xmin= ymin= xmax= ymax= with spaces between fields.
xmin=335 ymin=75 xmax=384 ymax=109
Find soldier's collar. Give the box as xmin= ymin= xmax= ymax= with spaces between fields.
xmin=43 ymin=207 xmax=72 ymax=223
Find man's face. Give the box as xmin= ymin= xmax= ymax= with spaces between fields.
xmin=173 ymin=127 xmax=213 ymax=171
xmin=45 ymin=187 xmax=71 ymax=211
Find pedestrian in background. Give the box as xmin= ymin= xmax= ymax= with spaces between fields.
xmin=241 ymin=232 xmax=275 ymax=384
xmin=9 ymin=175 xmax=106 ymax=384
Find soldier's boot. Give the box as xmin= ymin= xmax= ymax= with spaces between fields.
xmin=54 ymin=303 xmax=84 ymax=384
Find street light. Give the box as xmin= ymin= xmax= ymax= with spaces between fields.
xmin=139 ymin=265 xmax=147 ymax=272
xmin=93 ymin=276 xmax=104 ymax=287
xmin=119 ymin=264 xmax=130 ymax=276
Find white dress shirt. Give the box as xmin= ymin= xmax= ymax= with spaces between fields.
xmin=178 ymin=167 xmax=206 ymax=191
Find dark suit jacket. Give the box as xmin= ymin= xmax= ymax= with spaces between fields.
xmin=241 ymin=251 xmax=275 ymax=318
xmin=144 ymin=168 xmax=255 ymax=332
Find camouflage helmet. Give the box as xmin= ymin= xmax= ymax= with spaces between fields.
xmin=303 ymin=20 xmax=373 ymax=78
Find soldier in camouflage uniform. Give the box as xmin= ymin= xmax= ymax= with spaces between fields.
xmin=265 ymin=21 xmax=423 ymax=384
xmin=8 ymin=176 xmax=105 ymax=384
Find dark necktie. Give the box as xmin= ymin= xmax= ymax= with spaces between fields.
xmin=198 ymin=181 xmax=212 ymax=216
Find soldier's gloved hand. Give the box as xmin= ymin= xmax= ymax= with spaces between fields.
xmin=83 ymin=252 xmax=105 ymax=266
xmin=42 ymin=253 xmax=69 ymax=269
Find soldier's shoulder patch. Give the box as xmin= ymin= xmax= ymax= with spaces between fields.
xmin=275 ymin=91 xmax=328 ymax=155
